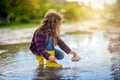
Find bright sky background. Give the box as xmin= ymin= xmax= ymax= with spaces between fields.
xmin=66 ymin=0 xmax=116 ymax=9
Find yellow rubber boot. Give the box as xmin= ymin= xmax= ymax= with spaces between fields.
xmin=36 ymin=56 xmax=44 ymax=65
xmin=46 ymin=51 xmax=62 ymax=68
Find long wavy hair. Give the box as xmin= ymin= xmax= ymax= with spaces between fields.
xmin=35 ymin=10 xmax=62 ymax=46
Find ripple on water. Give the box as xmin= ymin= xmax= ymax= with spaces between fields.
xmin=0 ymin=32 xmax=119 ymax=80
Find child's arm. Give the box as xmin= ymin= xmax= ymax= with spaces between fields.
xmin=58 ymin=38 xmax=80 ymax=61
xmin=58 ymin=38 xmax=76 ymax=56
xmin=57 ymin=38 xmax=71 ymax=54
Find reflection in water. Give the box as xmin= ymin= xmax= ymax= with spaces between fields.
xmin=33 ymin=66 xmax=92 ymax=80
xmin=0 ymin=43 xmax=37 ymax=80
xmin=0 ymin=31 xmax=118 ymax=80
xmin=108 ymin=37 xmax=120 ymax=80
xmin=33 ymin=67 xmax=63 ymax=80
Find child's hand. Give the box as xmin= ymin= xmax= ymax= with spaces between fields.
xmin=70 ymin=51 xmax=81 ymax=62
xmin=70 ymin=51 xmax=77 ymax=56
xmin=48 ymin=56 xmax=56 ymax=62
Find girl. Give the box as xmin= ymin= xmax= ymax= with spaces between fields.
xmin=30 ymin=10 xmax=80 ymax=68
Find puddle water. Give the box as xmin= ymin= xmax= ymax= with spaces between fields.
xmin=0 ymin=31 xmax=120 ymax=80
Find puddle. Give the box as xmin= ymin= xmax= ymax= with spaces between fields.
xmin=0 ymin=31 xmax=120 ymax=80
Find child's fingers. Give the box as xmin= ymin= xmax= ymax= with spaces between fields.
xmin=49 ymin=56 xmax=56 ymax=61
xmin=71 ymin=54 xmax=81 ymax=62
xmin=70 ymin=51 xmax=77 ymax=56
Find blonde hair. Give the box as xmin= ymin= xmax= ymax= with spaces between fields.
xmin=36 ymin=10 xmax=62 ymax=46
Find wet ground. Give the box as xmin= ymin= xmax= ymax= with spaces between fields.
xmin=0 ymin=30 xmax=120 ymax=80
xmin=0 ymin=22 xmax=120 ymax=80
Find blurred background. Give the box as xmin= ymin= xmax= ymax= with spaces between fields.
xmin=0 ymin=0 xmax=120 ymax=27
